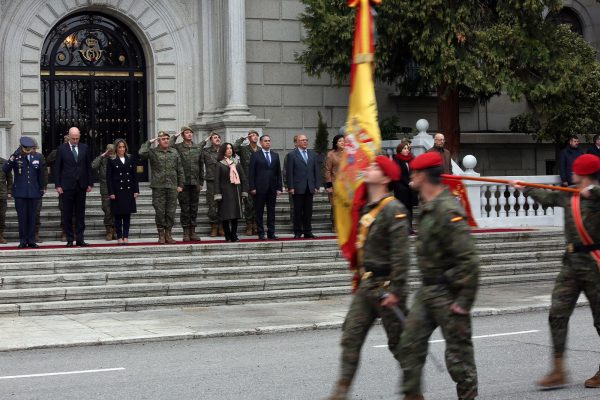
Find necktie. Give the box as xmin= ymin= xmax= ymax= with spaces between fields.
xmin=302 ymin=150 xmax=308 ymax=163
xmin=72 ymin=145 xmax=78 ymax=161
xmin=265 ymin=151 xmax=271 ymax=165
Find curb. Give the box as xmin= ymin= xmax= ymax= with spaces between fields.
xmin=0 ymin=300 xmax=589 ymax=353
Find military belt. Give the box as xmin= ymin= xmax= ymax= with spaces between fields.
xmin=566 ymin=243 xmax=600 ymax=254
xmin=422 ymin=276 xmax=448 ymax=286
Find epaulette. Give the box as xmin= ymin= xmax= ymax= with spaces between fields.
xmin=450 ymin=215 xmax=464 ymax=223
xmin=395 ymin=213 xmax=407 ymax=219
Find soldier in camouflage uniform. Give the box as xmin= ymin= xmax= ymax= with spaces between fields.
xmin=511 ymin=154 xmax=600 ymax=391
xmin=0 ymin=156 xmax=13 ymax=244
xmin=400 ymin=152 xmax=479 ymax=400
xmin=233 ymin=130 xmax=260 ymax=235
xmin=92 ymin=144 xmax=116 ymax=241
xmin=31 ymin=140 xmax=46 ymax=242
xmin=170 ymin=126 xmax=204 ymax=242
xmin=139 ymin=131 xmax=184 ymax=244
xmin=327 ymin=156 xmax=409 ymax=400
xmin=47 ymin=135 xmax=70 ymax=241
xmin=200 ymin=131 xmax=222 ymax=237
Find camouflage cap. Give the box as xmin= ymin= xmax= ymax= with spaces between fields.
xmin=105 ymin=144 xmax=115 ymax=151
xmin=157 ymin=131 xmax=170 ymax=138
xmin=180 ymin=126 xmax=193 ymax=134
xmin=247 ymin=129 xmax=259 ymax=137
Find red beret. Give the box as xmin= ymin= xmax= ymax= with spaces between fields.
xmin=573 ymin=154 xmax=600 ymax=175
xmin=410 ymin=152 xmax=443 ymax=171
xmin=375 ymin=155 xmax=401 ymax=181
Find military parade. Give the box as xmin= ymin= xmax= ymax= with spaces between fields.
xmin=1 ymin=0 xmax=600 ymax=399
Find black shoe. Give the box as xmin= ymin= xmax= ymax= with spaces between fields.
xmin=231 ymin=236 xmax=240 ymax=242
xmin=28 ymin=243 xmax=39 ymax=248
xmin=304 ymin=233 xmax=317 ymax=239
xmin=293 ymin=234 xmax=302 ymax=239
xmin=258 ymin=234 xmax=266 ymax=240
xmin=76 ymin=241 xmax=90 ymax=247
xmin=267 ymin=235 xmax=279 ymax=240
xmin=18 ymin=243 xmax=27 ymax=248
xmin=66 ymin=241 xmax=74 ymax=247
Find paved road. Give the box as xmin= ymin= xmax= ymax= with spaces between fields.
xmin=0 ymin=308 xmax=598 ymax=400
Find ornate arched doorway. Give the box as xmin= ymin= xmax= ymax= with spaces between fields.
xmin=41 ymin=12 xmax=148 ymax=180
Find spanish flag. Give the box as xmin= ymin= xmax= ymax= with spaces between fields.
xmin=334 ymin=0 xmax=382 ymax=291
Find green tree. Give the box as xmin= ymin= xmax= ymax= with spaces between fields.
xmin=314 ymin=111 xmax=330 ymax=155
xmin=297 ymin=0 xmax=589 ymax=157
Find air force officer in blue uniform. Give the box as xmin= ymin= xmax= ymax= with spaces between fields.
xmin=2 ymin=136 xmax=45 ymax=248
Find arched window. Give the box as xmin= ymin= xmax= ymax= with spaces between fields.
xmin=548 ymin=8 xmax=584 ymax=36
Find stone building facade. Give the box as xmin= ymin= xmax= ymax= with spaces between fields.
xmin=0 ymin=0 xmax=599 ymax=177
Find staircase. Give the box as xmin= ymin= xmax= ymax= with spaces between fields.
xmin=0 ymin=229 xmax=564 ymax=316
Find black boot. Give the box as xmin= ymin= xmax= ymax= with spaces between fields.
xmin=222 ymin=220 xmax=232 ymax=242
xmin=230 ymin=219 xmax=239 ymax=242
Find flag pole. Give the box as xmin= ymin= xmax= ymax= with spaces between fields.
xmin=441 ymin=174 xmax=580 ymax=193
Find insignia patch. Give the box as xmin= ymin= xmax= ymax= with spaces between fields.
xmin=450 ymin=216 xmax=463 ymax=223
xmin=395 ymin=213 xmax=407 ymax=219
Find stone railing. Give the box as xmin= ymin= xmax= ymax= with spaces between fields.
xmin=382 ymin=118 xmax=563 ymax=228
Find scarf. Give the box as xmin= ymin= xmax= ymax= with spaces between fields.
xmin=221 ymin=158 xmax=241 ymax=185
xmin=395 ymin=153 xmax=414 ymax=162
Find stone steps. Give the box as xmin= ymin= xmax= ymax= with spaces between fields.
xmin=0 ymin=230 xmax=567 ymax=315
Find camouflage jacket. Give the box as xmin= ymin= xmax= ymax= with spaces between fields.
xmin=525 ymin=186 xmax=600 ymax=267
xmin=0 ymin=158 xmax=13 ymax=199
xmin=199 ymin=139 xmax=220 ymax=182
xmin=139 ymin=141 xmax=184 ymax=189
xmin=170 ymin=137 xmax=205 ymax=186
xmin=91 ymin=155 xmax=109 ymax=195
xmin=359 ymin=194 xmax=410 ymax=301
xmin=233 ymin=137 xmax=260 ymax=177
xmin=416 ymin=190 xmax=480 ymax=311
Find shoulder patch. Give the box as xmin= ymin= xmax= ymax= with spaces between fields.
xmin=450 ymin=216 xmax=463 ymax=223
xmin=395 ymin=213 xmax=407 ymax=219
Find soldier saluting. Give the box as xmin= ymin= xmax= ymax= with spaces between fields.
xmin=326 ymin=156 xmax=410 ymax=400
xmin=511 ymin=154 xmax=600 ymax=390
xmin=400 ymin=152 xmax=479 ymax=400
xmin=3 ymin=137 xmax=45 ymax=248
xmin=139 ymin=131 xmax=184 ymax=244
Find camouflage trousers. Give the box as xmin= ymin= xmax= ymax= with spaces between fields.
xmin=101 ymin=194 xmax=114 ymax=227
xmin=205 ymin=180 xmax=219 ymax=224
xmin=548 ymin=255 xmax=600 ymax=355
xmin=178 ymin=185 xmax=200 ymax=227
xmin=0 ymin=199 xmax=6 ymax=230
xmin=152 ymin=188 xmax=178 ymax=229
xmin=400 ymin=288 xmax=478 ymax=400
xmin=338 ymin=282 xmax=405 ymax=382
xmin=243 ymin=193 xmax=255 ymax=224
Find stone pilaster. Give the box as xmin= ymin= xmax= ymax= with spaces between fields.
xmin=223 ymin=0 xmax=249 ymax=117
xmin=0 ymin=118 xmax=13 ymax=158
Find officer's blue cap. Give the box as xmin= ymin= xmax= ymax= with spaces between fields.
xmin=20 ymin=136 xmax=36 ymax=148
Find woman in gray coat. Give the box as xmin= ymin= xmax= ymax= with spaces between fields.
xmin=214 ymin=143 xmax=247 ymax=242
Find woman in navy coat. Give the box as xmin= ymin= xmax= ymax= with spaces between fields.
xmin=107 ymin=139 xmax=139 ymax=244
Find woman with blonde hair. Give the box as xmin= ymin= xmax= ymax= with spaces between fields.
xmin=107 ymin=139 xmax=139 ymax=244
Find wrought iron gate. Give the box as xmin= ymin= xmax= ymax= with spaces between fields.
xmin=41 ymin=12 xmax=148 ymax=181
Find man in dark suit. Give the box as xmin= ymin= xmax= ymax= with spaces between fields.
xmin=286 ymin=134 xmax=321 ymax=239
xmin=54 ymin=127 xmax=93 ymax=247
xmin=249 ymin=134 xmax=283 ymax=240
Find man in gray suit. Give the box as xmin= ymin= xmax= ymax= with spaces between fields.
xmin=286 ymin=134 xmax=321 ymax=239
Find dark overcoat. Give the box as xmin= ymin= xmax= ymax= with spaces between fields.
xmin=106 ymin=155 xmax=139 ymax=215
xmin=214 ymin=159 xmax=247 ymax=221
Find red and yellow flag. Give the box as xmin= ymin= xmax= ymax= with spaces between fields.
xmin=334 ymin=0 xmax=382 ymax=290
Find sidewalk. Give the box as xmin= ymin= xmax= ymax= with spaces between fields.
xmin=0 ymin=281 xmax=588 ymax=352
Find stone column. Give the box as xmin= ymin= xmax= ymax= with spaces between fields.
xmin=223 ymin=0 xmax=250 ymax=117
xmin=0 ymin=118 xmax=13 ymax=158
